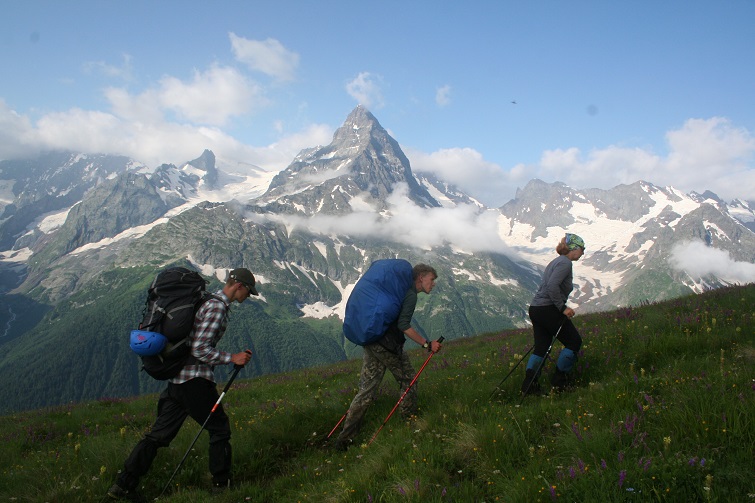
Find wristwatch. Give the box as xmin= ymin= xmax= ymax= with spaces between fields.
xmin=422 ymin=341 xmax=430 ymax=350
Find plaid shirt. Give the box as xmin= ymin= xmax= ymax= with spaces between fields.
xmin=170 ymin=290 xmax=232 ymax=384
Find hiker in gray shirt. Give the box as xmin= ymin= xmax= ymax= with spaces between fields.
xmin=521 ymin=233 xmax=585 ymax=395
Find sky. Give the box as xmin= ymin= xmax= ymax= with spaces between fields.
xmin=1 ymin=0 xmax=754 ymax=207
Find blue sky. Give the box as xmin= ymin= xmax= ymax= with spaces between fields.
xmin=2 ymin=0 xmax=754 ymax=206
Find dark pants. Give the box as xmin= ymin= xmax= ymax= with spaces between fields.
xmin=529 ymin=305 xmax=582 ymax=357
xmin=116 ymin=378 xmax=232 ymax=490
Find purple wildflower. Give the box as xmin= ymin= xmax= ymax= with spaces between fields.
xmin=571 ymin=422 xmax=583 ymax=441
xmin=618 ymin=470 xmax=627 ymax=488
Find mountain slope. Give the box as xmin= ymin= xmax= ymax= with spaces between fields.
xmin=0 ymin=107 xmax=753 ymax=413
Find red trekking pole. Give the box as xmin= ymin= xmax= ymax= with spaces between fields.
xmin=326 ymin=412 xmax=348 ymax=440
xmin=368 ymin=337 xmax=444 ymax=446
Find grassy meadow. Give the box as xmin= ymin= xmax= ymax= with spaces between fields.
xmin=1 ymin=284 xmax=753 ymax=502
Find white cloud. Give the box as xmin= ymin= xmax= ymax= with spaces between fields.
xmin=105 ymin=65 xmax=266 ymax=126
xmin=229 ymin=33 xmax=299 ymax=82
xmin=513 ymin=118 xmax=755 ymax=203
xmin=255 ymin=183 xmax=512 ymax=254
xmin=161 ymin=65 xmax=265 ymax=125
xmin=669 ymin=240 xmax=755 ymax=284
xmin=82 ymin=53 xmax=134 ymax=81
xmin=436 ymin=85 xmax=451 ymax=107
xmin=0 ymin=97 xmax=331 ymax=172
xmin=405 ymin=146 xmax=515 ymax=207
xmin=0 ymin=100 xmax=40 ymax=159
xmin=346 ymin=72 xmax=385 ymax=109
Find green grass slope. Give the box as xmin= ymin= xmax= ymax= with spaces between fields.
xmin=1 ymin=284 xmax=753 ymax=502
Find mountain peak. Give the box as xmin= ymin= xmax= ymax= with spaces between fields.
xmin=256 ymin=108 xmax=438 ymax=214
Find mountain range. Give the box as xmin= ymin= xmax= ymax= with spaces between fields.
xmin=0 ymin=105 xmax=753 ymax=413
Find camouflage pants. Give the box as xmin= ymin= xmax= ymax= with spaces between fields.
xmin=337 ymin=343 xmax=417 ymax=443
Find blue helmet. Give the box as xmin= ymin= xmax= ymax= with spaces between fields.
xmin=129 ymin=330 xmax=167 ymax=356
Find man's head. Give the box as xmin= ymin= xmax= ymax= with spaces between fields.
xmin=227 ymin=268 xmax=259 ymax=302
xmin=413 ymin=263 xmax=437 ymax=294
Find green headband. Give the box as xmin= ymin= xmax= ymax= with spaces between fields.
xmin=566 ymin=233 xmax=585 ymax=251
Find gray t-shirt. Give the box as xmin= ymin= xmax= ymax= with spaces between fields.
xmin=530 ymin=255 xmax=573 ymax=313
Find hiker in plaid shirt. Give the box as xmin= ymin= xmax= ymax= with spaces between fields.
xmin=109 ymin=268 xmax=258 ymax=501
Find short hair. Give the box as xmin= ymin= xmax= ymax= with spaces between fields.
xmin=556 ymin=238 xmax=570 ymax=255
xmin=413 ymin=263 xmax=437 ymax=280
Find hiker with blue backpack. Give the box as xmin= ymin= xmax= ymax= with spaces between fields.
xmin=334 ymin=261 xmax=442 ymax=451
xmin=109 ymin=268 xmax=258 ymax=501
xmin=521 ymin=233 xmax=585 ymax=396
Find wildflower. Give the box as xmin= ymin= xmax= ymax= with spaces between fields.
xmin=618 ymin=470 xmax=627 ymax=488
xmin=100 ymin=466 xmax=107 ymax=475
xmin=663 ymin=436 xmax=671 ymax=451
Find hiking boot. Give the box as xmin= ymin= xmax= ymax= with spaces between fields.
xmin=520 ymin=369 xmax=541 ymax=396
xmin=333 ymin=438 xmax=353 ymax=452
xmin=211 ymin=480 xmax=230 ymax=494
xmin=107 ymin=483 xmax=145 ymax=502
xmin=550 ymin=369 xmax=570 ymax=392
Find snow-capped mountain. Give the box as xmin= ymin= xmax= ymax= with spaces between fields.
xmin=0 ymin=105 xmax=753 ymax=413
xmin=499 ymin=180 xmax=755 ymax=311
xmin=253 ymin=105 xmax=439 ymax=215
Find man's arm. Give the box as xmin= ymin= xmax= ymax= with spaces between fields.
xmin=191 ymin=300 xmax=232 ymax=365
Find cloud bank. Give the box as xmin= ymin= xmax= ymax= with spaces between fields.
xmin=669 ymin=240 xmax=755 ymax=285
xmin=408 ymin=117 xmax=755 ymax=206
xmin=249 ymin=184 xmax=512 ymax=255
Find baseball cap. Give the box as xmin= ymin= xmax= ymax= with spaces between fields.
xmin=229 ymin=268 xmax=259 ymax=295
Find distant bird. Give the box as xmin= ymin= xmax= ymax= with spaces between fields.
xmin=511 ymin=101 xmax=517 ymax=104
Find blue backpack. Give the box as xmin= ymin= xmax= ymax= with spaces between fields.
xmin=343 ymin=259 xmax=414 ymax=346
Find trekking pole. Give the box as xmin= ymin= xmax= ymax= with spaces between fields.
xmin=368 ymin=337 xmax=444 ymax=446
xmin=488 ymin=345 xmax=533 ymax=401
xmin=520 ymin=322 xmax=564 ymax=403
xmin=158 ymin=364 xmax=244 ymax=499
xmin=326 ymin=411 xmax=348 ymax=440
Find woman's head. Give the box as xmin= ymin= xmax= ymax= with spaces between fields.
xmin=557 ymin=233 xmax=585 ymax=257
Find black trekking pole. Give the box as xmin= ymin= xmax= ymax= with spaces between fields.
xmin=519 ymin=322 xmax=564 ymax=403
xmin=488 ymin=345 xmax=533 ymax=401
xmin=158 ymin=364 xmax=244 ymax=499
xmin=368 ymin=337 xmax=444 ymax=446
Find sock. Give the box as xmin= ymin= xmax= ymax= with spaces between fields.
xmin=556 ymin=348 xmax=578 ymax=373
xmin=526 ymin=354 xmax=544 ymax=372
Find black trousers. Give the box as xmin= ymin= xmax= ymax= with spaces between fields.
xmin=529 ymin=305 xmax=582 ymax=357
xmin=117 ymin=377 xmax=232 ymax=490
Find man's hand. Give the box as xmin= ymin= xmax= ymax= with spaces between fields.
xmin=430 ymin=340 xmax=442 ymax=353
xmin=563 ymin=307 xmax=576 ymax=319
xmin=231 ymin=349 xmax=253 ymax=366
